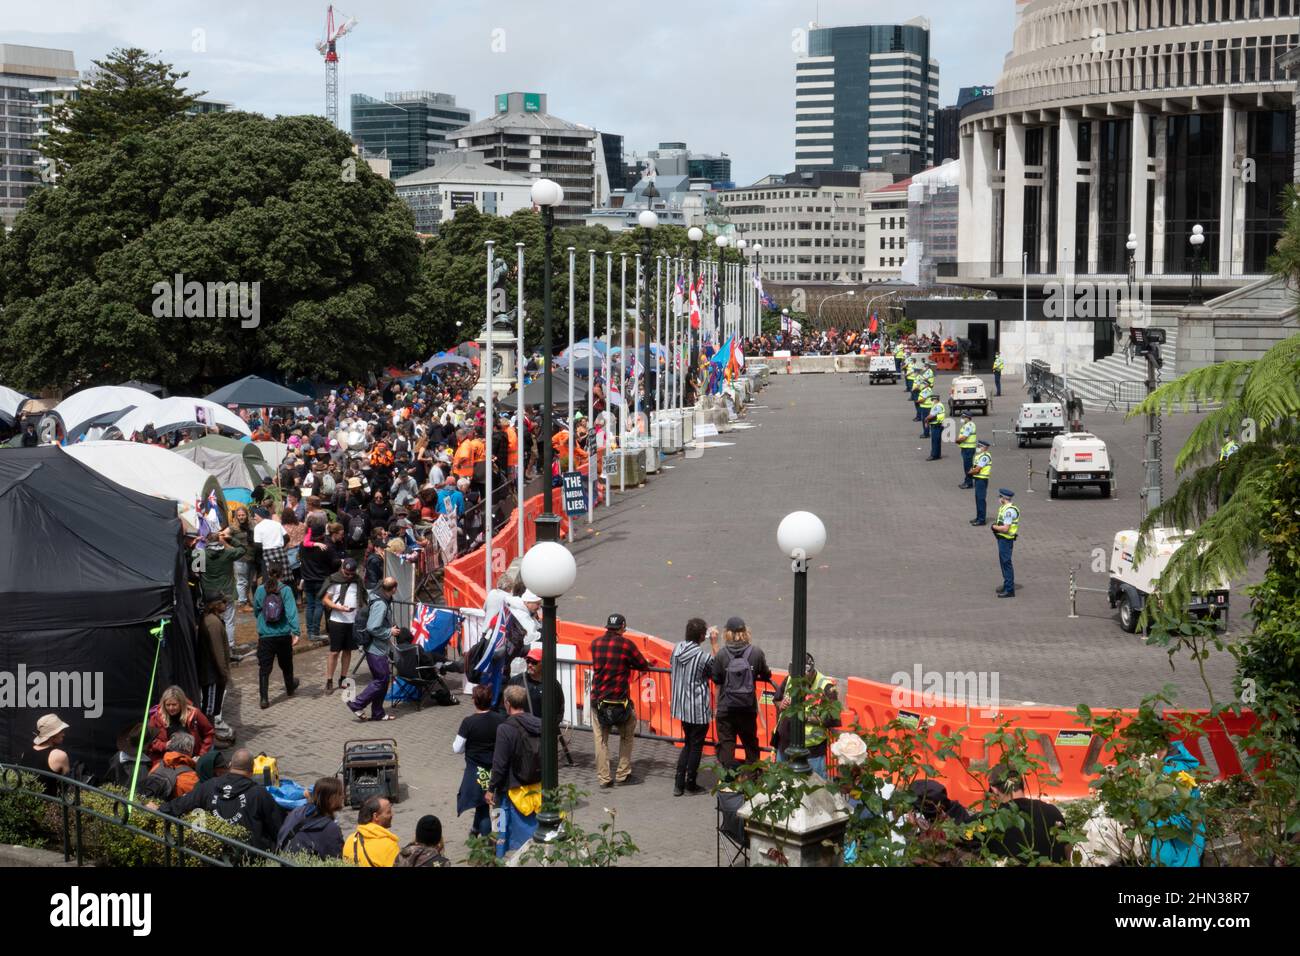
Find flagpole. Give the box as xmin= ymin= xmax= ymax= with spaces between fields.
xmin=605 ymin=251 xmax=612 ymax=512
xmin=484 ymin=240 xmax=494 ymax=597
xmin=567 ymin=246 xmax=575 ymax=544
xmin=655 ymin=255 xmax=662 ymax=416
xmin=587 ymin=248 xmax=595 ymax=528
xmin=516 ymin=241 xmax=525 ymax=560
xmin=619 ymin=253 xmax=627 ymax=495
xmin=633 ymin=252 xmax=642 ymax=442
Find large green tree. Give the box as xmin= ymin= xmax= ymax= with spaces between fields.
xmin=0 ymin=111 xmax=423 ymax=390
xmin=43 ymin=48 xmax=202 ymax=176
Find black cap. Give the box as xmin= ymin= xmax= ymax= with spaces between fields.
xmin=725 ymin=616 xmax=746 ymax=632
xmin=606 ymin=612 xmax=626 ymax=630
xmin=342 ymin=558 xmax=358 ymax=573
xmin=415 ymin=814 xmax=442 ymax=845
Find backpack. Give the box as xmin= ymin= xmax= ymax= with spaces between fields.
xmin=720 ymin=645 xmax=757 ymax=711
xmin=262 ymin=588 xmax=285 ymax=625
xmin=348 ymin=514 xmax=367 ymax=545
xmin=508 ymin=716 xmax=543 ymax=785
xmin=145 ymin=763 xmax=186 ymax=799
xmin=465 ymin=637 xmax=490 ymax=684
xmin=320 ymin=472 xmax=336 ymax=497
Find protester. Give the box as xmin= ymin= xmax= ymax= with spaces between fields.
xmin=343 ymin=795 xmax=400 ymax=867
xmin=145 ymin=686 xmax=214 ymax=766
xmin=983 ymin=764 xmax=1070 ymax=864
xmin=197 ymin=595 xmax=233 ymax=737
xmin=20 ymin=714 xmax=73 ymax=795
xmin=200 ymin=527 xmax=250 ymax=650
xmin=276 ymin=777 xmax=345 ymax=858
xmin=588 ymin=613 xmax=652 ymax=789
xmin=773 ymin=654 xmax=840 ymax=778
xmin=141 ymin=732 xmax=200 ymax=800
xmin=454 ymin=684 xmax=505 ymax=840
xmin=253 ymin=568 xmax=301 ymax=709
xmin=253 ymin=507 xmax=289 ymax=581
xmin=486 ymin=685 xmax=543 ymax=857
xmin=710 ymin=617 xmax=771 ymax=773
xmin=670 ymin=619 xmax=719 ymax=796
xmin=299 ymin=513 xmax=340 ymax=639
xmin=507 ymin=646 xmax=564 ymax=730
xmin=320 ymin=558 xmax=366 ymax=693
xmin=395 ymin=815 xmax=451 ymax=867
xmin=158 ymin=748 xmax=285 ymax=851
xmin=346 ymin=576 xmax=400 ymax=722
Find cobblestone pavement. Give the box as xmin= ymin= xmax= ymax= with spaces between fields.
xmin=225 ymin=369 xmax=1239 ymax=866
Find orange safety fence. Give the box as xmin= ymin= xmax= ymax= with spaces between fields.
xmin=443 ymin=482 xmax=1259 ymax=800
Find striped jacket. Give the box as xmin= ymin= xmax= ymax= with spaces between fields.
xmin=670 ymin=640 xmax=714 ymax=725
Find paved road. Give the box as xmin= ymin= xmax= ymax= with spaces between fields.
xmin=566 ymin=370 xmax=1237 ymax=711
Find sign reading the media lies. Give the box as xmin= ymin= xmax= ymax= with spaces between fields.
xmin=561 ymin=471 xmax=588 ymax=516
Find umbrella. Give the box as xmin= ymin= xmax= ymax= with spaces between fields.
xmin=204 ymin=375 xmax=314 ymax=409
xmin=499 ymin=372 xmax=591 ymax=409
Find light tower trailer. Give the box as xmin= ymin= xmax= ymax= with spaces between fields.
xmin=1108 ymin=528 xmax=1230 ymax=633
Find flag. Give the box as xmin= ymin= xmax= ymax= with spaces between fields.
xmin=411 ymin=603 xmax=458 ymax=652
xmin=673 ymin=275 xmax=685 ymax=316
xmin=869 ymin=314 xmax=878 ymax=334
xmin=689 ymin=284 xmax=701 ymax=330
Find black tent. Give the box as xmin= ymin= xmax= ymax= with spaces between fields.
xmin=205 ymin=375 xmax=313 ymax=408
xmin=499 ymin=372 xmax=591 ymax=409
xmin=0 ymin=447 xmax=199 ymax=778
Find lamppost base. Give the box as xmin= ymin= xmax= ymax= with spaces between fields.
xmin=535 ymin=513 xmax=562 ymax=543
xmin=535 ymin=810 xmax=566 ymax=843
xmin=783 ymin=746 xmax=813 ymax=776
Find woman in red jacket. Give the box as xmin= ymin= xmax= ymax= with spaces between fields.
xmin=146 ymin=686 xmax=214 ymax=767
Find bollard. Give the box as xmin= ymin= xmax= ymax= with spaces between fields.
xmin=1026 ymin=457 xmax=1034 ymax=494
xmin=1068 ymin=567 xmax=1079 ymax=619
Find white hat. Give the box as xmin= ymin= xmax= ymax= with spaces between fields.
xmin=34 ymin=714 xmax=69 ymax=746
xmin=522 ymin=590 xmax=541 ymax=603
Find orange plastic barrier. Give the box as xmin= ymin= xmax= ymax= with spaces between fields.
xmin=444 ymin=482 xmax=1259 ymax=800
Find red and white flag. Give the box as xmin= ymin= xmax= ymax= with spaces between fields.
xmin=689 ymin=285 xmax=701 ymax=330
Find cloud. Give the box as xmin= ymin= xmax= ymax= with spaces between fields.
xmin=6 ymin=0 xmax=1015 ymax=184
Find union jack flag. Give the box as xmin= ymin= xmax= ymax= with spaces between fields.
xmin=410 ymin=602 xmax=457 ymax=651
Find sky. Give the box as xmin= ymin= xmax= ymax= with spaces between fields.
xmin=6 ymin=0 xmax=1017 ymax=185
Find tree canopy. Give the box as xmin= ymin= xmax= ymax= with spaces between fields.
xmin=0 ymin=110 xmax=424 ymax=391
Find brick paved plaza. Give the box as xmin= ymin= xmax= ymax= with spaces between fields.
xmin=230 ymin=369 xmax=1241 ymax=866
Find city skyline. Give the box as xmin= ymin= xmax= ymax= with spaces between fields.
xmin=4 ymin=0 xmax=1015 ymax=185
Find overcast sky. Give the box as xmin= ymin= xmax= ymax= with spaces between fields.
xmin=8 ymin=0 xmax=1017 ymax=184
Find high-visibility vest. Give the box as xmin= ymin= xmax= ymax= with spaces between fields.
xmin=923 ymin=368 xmax=935 ymax=385
xmin=1219 ymin=439 xmax=1239 ymax=462
xmin=973 ymin=451 xmax=992 ymax=480
xmin=804 ymin=672 xmax=836 ymax=748
xmin=505 ymin=425 xmax=519 ymax=468
xmin=927 ymin=401 xmax=946 ymax=425
xmin=996 ymin=502 xmax=1020 ymax=540
xmin=894 ymin=346 xmax=905 ymax=361
xmin=452 ymin=442 xmax=474 ymax=478
xmin=958 ymin=421 xmax=977 ymax=449
xmin=993 ymin=354 xmax=1005 ymax=372
xmin=918 ymin=390 xmax=934 ymax=411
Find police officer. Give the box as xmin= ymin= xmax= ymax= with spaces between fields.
xmin=969 ymin=440 xmax=992 ymax=526
xmin=910 ymin=366 xmax=926 ymax=420
xmin=918 ymin=385 xmax=935 ymax=439
xmin=894 ymin=342 xmax=905 ymax=374
xmin=956 ymin=412 xmax=977 ymax=488
xmin=925 ymin=393 xmax=946 ymax=460
xmin=1219 ymin=433 xmax=1240 ymax=463
xmin=992 ymin=353 xmax=1005 ymax=396
xmin=993 ymin=489 xmax=1020 ymax=597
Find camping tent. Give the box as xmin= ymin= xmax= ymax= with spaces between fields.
xmin=0 ymin=386 xmax=29 ymax=427
xmin=205 ymin=375 xmax=313 ymax=409
xmin=111 ymin=396 xmax=251 ymax=439
xmin=254 ymin=440 xmax=289 ymax=471
xmin=53 ymin=385 xmax=158 ymax=440
xmin=171 ymin=434 xmax=273 ymax=506
xmin=0 ymin=447 xmax=199 ymax=775
xmin=64 ymin=441 xmax=226 ymax=533
xmin=499 ymin=371 xmax=590 ymax=409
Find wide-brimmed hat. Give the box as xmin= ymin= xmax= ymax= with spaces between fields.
xmin=34 ymin=714 xmax=69 ymax=746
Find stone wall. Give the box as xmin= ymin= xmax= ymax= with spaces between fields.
xmin=1176 ymin=277 xmax=1299 ymax=371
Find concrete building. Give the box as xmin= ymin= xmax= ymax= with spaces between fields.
xmin=863 ymin=177 xmax=912 ymax=281
xmin=933 ymin=106 xmax=960 ymax=163
xmin=902 ymin=159 xmax=961 ymax=288
xmin=599 ymin=132 xmax=625 ymax=199
xmin=585 ymin=173 xmax=708 ymax=231
xmin=795 ymin=18 xmax=940 ymax=171
xmin=0 ymin=44 xmax=77 ymax=227
xmin=454 ymin=92 xmax=597 ymax=225
xmin=393 ymin=150 xmax=533 ymax=235
xmin=350 ymin=91 xmax=473 ymax=180
xmin=719 ymin=170 xmax=889 ymax=283
xmin=949 ymin=0 xmax=1297 ymax=375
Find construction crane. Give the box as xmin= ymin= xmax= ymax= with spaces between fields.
xmin=316 ymin=5 xmax=358 ymax=128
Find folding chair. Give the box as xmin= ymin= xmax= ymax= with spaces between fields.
xmin=389 ymin=643 xmax=453 ymax=711
xmin=716 ymin=789 xmax=750 ymax=867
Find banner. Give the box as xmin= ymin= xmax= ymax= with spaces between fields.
xmin=561 ymin=471 xmax=588 ymax=516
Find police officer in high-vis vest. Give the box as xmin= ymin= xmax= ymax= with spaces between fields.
xmin=993 ymin=489 xmax=1020 ymax=598
xmin=911 ymin=367 xmax=926 ymax=420
xmin=894 ymin=343 xmax=905 ymax=374
xmin=957 ymin=412 xmax=977 ymax=489
xmin=918 ymin=386 xmax=935 ymax=439
xmin=969 ymin=440 xmax=992 ymax=525
xmin=925 ymin=394 xmax=946 ymax=460
xmin=992 ymin=353 xmax=1005 ymax=396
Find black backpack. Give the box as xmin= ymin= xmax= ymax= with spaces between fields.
xmin=262 ymin=588 xmax=285 ymax=625
xmin=508 ymin=716 xmax=542 ymax=785
xmin=348 ymin=514 xmax=367 ymax=545
xmin=465 ymin=637 xmax=490 ymax=684
xmin=719 ymin=645 xmax=757 ymax=711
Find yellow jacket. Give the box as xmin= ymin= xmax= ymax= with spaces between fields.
xmin=344 ymin=822 xmax=401 ymax=867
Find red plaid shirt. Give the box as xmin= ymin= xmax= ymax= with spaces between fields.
xmin=589 ymin=632 xmax=650 ymax=703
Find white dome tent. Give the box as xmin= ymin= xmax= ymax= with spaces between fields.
xmin=52 ymin=385 xmax=159 ymax=440
xmin=63 ymin=441 xmax=226 ymax=533
xmin=111 ymin=396 xmax=251 ymax=440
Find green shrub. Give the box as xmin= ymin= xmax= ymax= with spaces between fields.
xmin=0 ymin=770 xmax=49 ymax=847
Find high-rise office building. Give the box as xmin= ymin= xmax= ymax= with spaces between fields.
xmin=454 ymin=92 xmax=597 ymax=225
xmin=794 ymin=17 xmax=939 ymax=172
xmin=350 ymin=91 xmax=474 ymax=180
xmin=599 ymin=132 xmax=625 ymax=199
xmin=933 ymin=106 xmax=960 ymax=163
xmin=0 ymin=44 xmax=77 ymax=228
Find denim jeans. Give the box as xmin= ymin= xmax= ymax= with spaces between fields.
xmin=234 ymin=560 xmax=252 ymax=604
xmin=303 ymin=586 xmax=325 ymax=637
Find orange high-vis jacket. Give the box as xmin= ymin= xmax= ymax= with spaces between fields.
xmin=505 ymin=425 xmax=519 ymax=468
xmin=452 ymin=442 xmax=475 ymax=479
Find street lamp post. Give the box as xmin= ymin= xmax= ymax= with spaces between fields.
xmin=1189 ymin=224 xmax=1205 ymax=304
xmin=752 ymin=242 xmax=763 ymax=340
xmin=519 ymin=540 xmax=577 ymax=841
xmin=687 ymin=227 xmax=703 ymax=404
xmin=734 ymin=238 xmax=747 ymax=341
xmin=816 ymin=290 xmax=855 ymax=329
xmin=532 ymin=178 xmax=564 ymax=543
xmin=639 ymin=209 xmax=659 ymax=415
xmin=776 ymin=511 xmax=827 ymax=777
xmin=714 ymin=235 xmax=728 ymax=346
